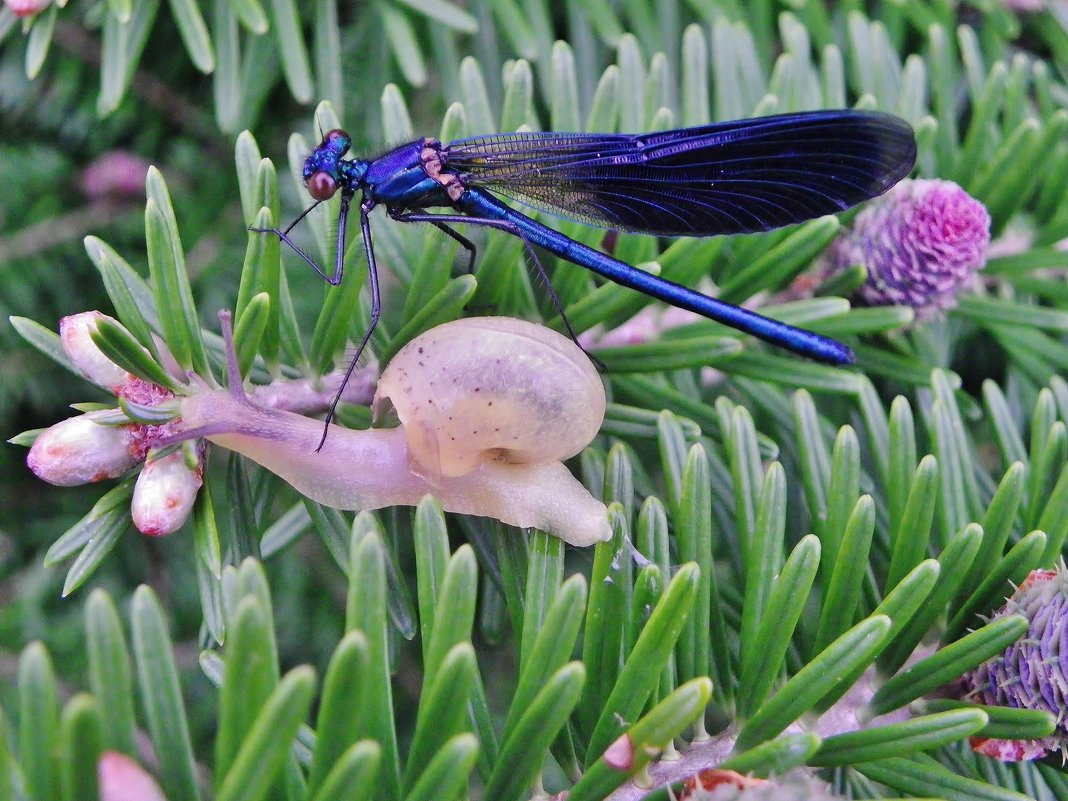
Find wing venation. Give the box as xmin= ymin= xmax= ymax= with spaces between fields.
xmin=439 ymin=110 xmax=916 ymax=235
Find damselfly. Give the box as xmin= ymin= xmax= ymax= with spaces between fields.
xmin=254 ymin=110 xmax=916 ymax=436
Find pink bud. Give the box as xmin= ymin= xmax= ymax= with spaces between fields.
xmin=131 ymin=449 xmax=203 ymax=536
xmin=5 ymin=0 xmax=50 ymax=18
xmin=98 ymin=752 xmax=168 ymax=801
xmin=60 ymin=313 xmax=132 ymax=393
xmin=60 ymin=312 xmax=173 ymax=403
xmin=603 ymin=734 xmax=634 ymax=770
xmin=27 ymin=414 xmax=139 ymax=487
xmin=81 ymin=151 xmax=150 ymax=201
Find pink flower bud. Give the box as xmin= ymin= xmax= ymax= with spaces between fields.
xmin=603 ymin=734 xmax=634 ymax=771
xmin=131 ymin=449 xmax=203 ymax=536
xmin=60 ymin=312 xmax=173 ymax=403
xmin=827 ymin=179 xmax=990 ymax=319
xmin=98 ymin=752 xmax=168 ymax=801
xmin=80 ymin=151 xmax=150 ymax=201
xmin=965 ymin=567 xmax=1068 ymax=761
xmin=27 ymin=414 xmax=139 ymax=487
xmin=60 ymin=312 xmax=132 ymax=393
xmin=4 ymin=0 xmax=50 ymax=18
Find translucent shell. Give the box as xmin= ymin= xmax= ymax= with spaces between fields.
xmin=373 ymin=317 xmax=605 ymax=480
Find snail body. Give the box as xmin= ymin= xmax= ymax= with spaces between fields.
xmin=179 ymin=317 xmax=611 ymax=546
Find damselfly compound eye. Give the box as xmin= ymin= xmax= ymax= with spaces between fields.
xmin=306 ymin=171 xmax=338 ymax=200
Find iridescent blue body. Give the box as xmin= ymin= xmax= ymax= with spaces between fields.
xmin=254 ymin=110 xmax=916 ymax=438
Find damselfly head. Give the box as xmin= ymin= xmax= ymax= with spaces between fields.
xmin=302 ymin=129 xmax=353 ymax=200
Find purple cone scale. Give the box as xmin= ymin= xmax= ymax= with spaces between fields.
xmin=828 ymin=179 xmax=990 ymax=318
xmin=966 ymin=568 xmax=1068 ymax=761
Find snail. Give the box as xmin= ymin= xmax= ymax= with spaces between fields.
xmin=373 ymin=317 xmax=605 ymax=481
xmin=177 ymin=316 xmax=611 ymax=546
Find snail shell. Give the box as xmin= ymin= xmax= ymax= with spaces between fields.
xmin=373 ymin=317 xmax=605 ymax=481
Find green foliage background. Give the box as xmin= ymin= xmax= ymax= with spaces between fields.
xmin=4 ymin=1 xmax=1068 ymax=799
